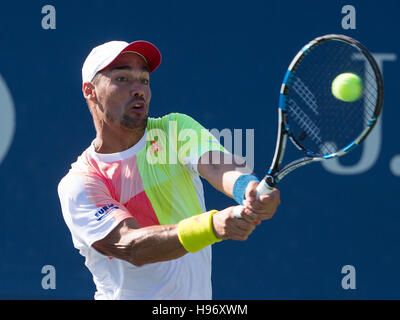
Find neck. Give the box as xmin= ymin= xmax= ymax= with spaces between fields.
xmin=94 ymin=124 xmax=146 ymax=154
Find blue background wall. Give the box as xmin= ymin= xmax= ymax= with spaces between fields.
xmin=0 ymin=0 xmax=399 ymax=299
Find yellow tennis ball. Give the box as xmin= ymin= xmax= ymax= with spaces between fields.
xmin=331 ymin=73 xmax=363 ymax=102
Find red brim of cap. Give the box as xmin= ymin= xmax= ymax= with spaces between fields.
xmin=102 ymin=40 xmax=162 ymax=73
xmin=121 ymin=41 xmax=161 ymax=72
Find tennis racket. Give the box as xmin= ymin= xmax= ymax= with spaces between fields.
xmin=235 ymin=34 xmax=383 ymax=217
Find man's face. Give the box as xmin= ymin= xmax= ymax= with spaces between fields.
xmin=92 ymin=52 xmax=151 ymax=131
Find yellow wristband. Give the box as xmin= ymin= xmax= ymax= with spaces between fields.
xmin=177 ymin=210 xmax=222 ymax=253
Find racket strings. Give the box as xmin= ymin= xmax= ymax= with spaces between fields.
xmin=362 ymin=70 xmax=379 ymax=113
xmin=284 ymin=39 xmax=379 ymax=156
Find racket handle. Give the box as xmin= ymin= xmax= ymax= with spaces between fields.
xmin=233 ymin=205 xmax=245 ymax=218
xmin=256 ymin=179 xmax=275 ymax=198
xmin=234 ymin=179 xmax=275 ymax=219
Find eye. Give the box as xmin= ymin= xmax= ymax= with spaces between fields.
xmin=142 ymin=79 xmax=150 ymax=85
xmin=116 ymin=76 xmax=128 ymax=82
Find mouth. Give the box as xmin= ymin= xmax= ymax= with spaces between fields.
xmin=129 ymin=100 xmax=147 ymax=113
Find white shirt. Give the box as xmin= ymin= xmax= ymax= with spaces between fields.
xmin=58 ymin=113 xmax=226 ymax=299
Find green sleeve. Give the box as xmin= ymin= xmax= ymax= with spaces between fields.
xmin=170 ymin=113 xmax=228 ymax=165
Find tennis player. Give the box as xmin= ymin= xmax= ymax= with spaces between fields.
xmin=57 ymin=40 xmax=280 ymax=300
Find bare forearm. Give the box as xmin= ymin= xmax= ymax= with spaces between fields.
xmin=198 ymin=151 xmax=252 ymax=198
xmin=93 ymin=206 xmax=265 ymax=268
xmin=93 ymin=220 xmax=187 ymax=267
xmin=126 ymin=225 xmax=187 ymax=266
xmin=208 ymin=169 xmax=243 ymax=197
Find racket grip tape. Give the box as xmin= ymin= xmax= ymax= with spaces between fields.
xmin=233 ymin=205 xmax=245 ymax=218
xmin=256 ymin=179 xmax=275 ymax=197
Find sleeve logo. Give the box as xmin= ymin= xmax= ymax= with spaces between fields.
xmin=95 ymin=203 xmax=119 ymax=221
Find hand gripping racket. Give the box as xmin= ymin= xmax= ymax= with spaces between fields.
xmin=235 ymin=34 xmax=383 ymax=217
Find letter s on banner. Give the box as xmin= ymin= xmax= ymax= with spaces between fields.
xmin=0 ymin=74 xmax=15 ymax=166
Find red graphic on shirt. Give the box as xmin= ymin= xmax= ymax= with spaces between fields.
xmin=124 ymin=191 xmax=160 ymax=227
xmin=150 ymin=140 xmax=163 ymax=154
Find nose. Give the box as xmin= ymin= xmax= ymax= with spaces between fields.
xmin=130 ymin=81 xmax=146 ymax=99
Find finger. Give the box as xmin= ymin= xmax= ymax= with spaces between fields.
xmin=243 ymin=193 xmax=280 ymax=213
xmin=259 ymin=190 xmax=280 ymax=205
xmin=233 ymin=205 xmax=264 ymax=226
xmin=242 ymin=207 xmax=275 ymax=221
xmin=228 ymin=219 xmax=256 ymax=240
xmin=240 ymin=208 xmax=264 ymax=224
xmin=245 ymin=181 xmax=259 ymax=202
xmin=229 ymin=228 xmax=254 ymax=241
xmin=235 ymin=218 xmax=256 ymax=232
xmin=243 ymin=199 xmax=273 ymax=213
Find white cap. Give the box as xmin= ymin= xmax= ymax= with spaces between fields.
xmin=81 ymin=40 xmax=162 ymax=83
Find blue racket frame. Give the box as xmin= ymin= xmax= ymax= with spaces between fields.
xmin=263 ymin=34 xmax=384 ymax=188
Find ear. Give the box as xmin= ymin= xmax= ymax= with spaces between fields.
xmin=82 ymin=82 xmax=98 ymax=103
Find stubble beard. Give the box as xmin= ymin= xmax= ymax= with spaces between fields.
xmin=120 ymin=113 xmax=148 ymax=131
xmin=103 ymin=101 xmax=149 ymax=133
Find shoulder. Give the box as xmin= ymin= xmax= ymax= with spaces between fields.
xmin=148 ymin=113 xmax=200 ymax=126
xmin=57 ymin=149 xmax=106 ymax=202
xmin=57 ymin=172 xmax=88 ymax=203
xmin=148 ymin=113 xmax=206 ymax=135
